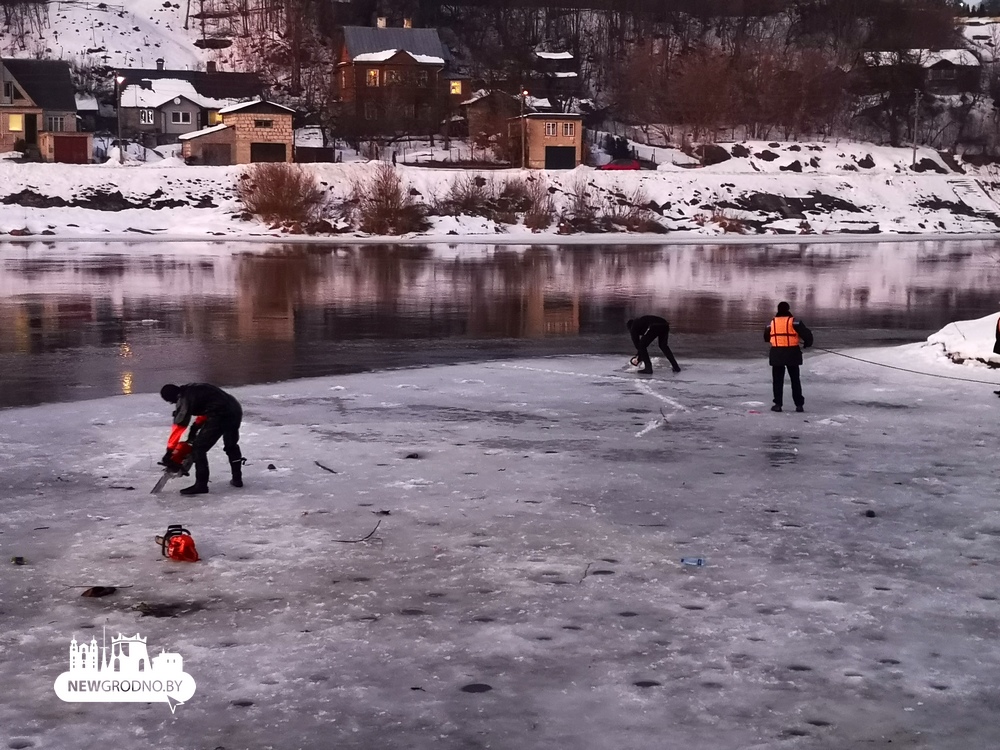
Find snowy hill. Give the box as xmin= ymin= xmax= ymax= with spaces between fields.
xmin=1 ymin=0 xmax=229 ymax=72
xmin=1 ymin=140 xmax=1000 ymax=241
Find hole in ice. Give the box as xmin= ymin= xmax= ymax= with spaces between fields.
xmin=470 ymin=543 xmax=490 ymax=548
xmin=806 ymin=719 xmax=831 ymax=727
xmin=535 ymin=636 xmax=553 ymax=641
xmin=633 ymin=680 xmax=660 ymax=688
xmin=427 ymin=592 xmax=446 ymax=599
xmin=401 ymin=609 xmax=426 ymax=616
xmin=549 ymin=580 xmax=570 ymax=585
xmin=600 ymin=558 xmax=619 ymax=563
xmin=8 ymin=741 xmax=34 ymax=749
xmin=844 ymin=672 xmax=863 ymax=677
xmin=701 ymin=681 xmax=724 ymax=689
xmin=473 ymin=616 xmax=494 ymax=623
xmin=590 ymin=570 xmax=614 ymax=576
xmin=873 ymin=586 xmax=891 ymax=591
xmin=787 ymin=664 xmax=813 ymax=671
xmin=308 ymin=674 xmax=329 ymax=682
xmin=134 ymin=601 xmax=206 ymax=618
xmin=460 ymin=683 xmax=492 ymax=693
xmin=230 ymin=699 xmax=254 ymax=707
xmin=782 ymin=728 xmax=810 ymax=737
xmin=352 ymin=577 xmax=371 ymax=582
xmin=930 ymin=683 xmax=949 ymax=690
xmin=764 ymin=509 xmax=780 ymax=513
xmin=562 ymin=625 xmax=582 ymax=630
xmin=780 ymin=522 xmax=802 ymax=528
xmin=978 ymin=594 xmax=998 ymax=601
xmin=681 ymin=604 xmax=705 ymax=611
xmin=618 ymin=611 xmax=639 ymax=617
xmin=878 ymin=658 xmax=900 ymax=665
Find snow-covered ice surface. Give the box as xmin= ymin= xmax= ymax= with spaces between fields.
xmin=2 ymin=332 xmax=1000 ymax=749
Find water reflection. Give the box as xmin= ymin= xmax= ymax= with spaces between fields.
xmin=0 ymin=240 xmax=998 ymax=408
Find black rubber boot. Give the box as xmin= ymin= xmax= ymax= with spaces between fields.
xmin=771 ymin=404 xmax=782 ymax=412
xmin=180 ymin=483 xmax=209 ymax=495
xmin=230 ymin=458 xmax=244 ymax=488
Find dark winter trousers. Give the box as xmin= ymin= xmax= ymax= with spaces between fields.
xmin=772 ymin=365 xmax=803 ymax=408
xmin=637 ymin=325 xmax=680 ymax=372
xmin=191 ymin=408 xmax=243 ymax=486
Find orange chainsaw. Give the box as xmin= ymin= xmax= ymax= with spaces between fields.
xmin=150 ymin=417 xmax=205 ymax=494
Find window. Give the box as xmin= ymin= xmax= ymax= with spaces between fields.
xmin=7 ymin=113 xmax=23 ymax=132
xmin=254 ymin=119 xmax=273 ymax=128
xmin=170 ymin=111 xmax=192 ymax=124
xmin=341 ymin=70 xmax=347 ymax=89
xmin=366 ymin=69 xmax=380 ymax=87
xmin=364 ymin=101 xmax=377 ymax=121
xmin=139 ymin=108 xmax=155 ymax=125
xmin=386 ymin=70 xmax=402 ymax=86
xmin=450 ymin=80 xmax=462 ymax=95
xmin=2 ymin=82 xmax=11 ymax=100
xmin=208 ymin=110 xmax=222 ymax=125
xmin=417 ymin=70 xmax=428 ymax=87
xmin=544 ymin=122 xmax=557 ymax=136
xmin=562 ymin=122 xmax=575 ymax=137
xmin=927 ymin=66 xmax=956 ymax=81
xmin=46 ymin=115 xmax=65 ymax=132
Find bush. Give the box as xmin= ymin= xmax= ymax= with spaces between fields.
xmin=350 ymin=163 xmax=428 ymax=235
xmin=436 ymin=174 xmax=497 ymax=217
xmin=523 ymin=176 xmax=556 ymax=231
xmin=237 ymin=163 xmax=325 ymax=223
xmin=602 ymin=188 xmax=660 ymax=232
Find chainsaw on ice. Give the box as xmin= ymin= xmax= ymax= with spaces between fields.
xmin=150 ymin=416 xmax=206 ymax=494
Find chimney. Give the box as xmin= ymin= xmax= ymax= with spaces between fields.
xmin=403 ymin=17 xmax=412 ymax=28
xmin=376 ymin=16 xmax=386 ymax=28
xmin=206 ymin=60 xmax=217 ymax=73
xmin=155 ymin=58 xmax=164 ymax=71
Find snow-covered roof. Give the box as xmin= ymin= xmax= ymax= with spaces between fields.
xmin=75 ymin=94 xmax=99 ymax=112
xmin=535 ymin=50 xmax=574 ymax=60
xmin=341 ymin=25 xmax=450 ymax=63
xmin=526 ymin=96 xmax=551 ymax=109
xmin=550 ymin=71 xmax=579 ymax=78
xmin=177 ymin=123 xmax=230 ymax=141
xmin=863 ymin=49 xmax=981 ymax=68
xmin=218 ymin=98 xmax=294 ymax=115
xmin=120 ymin=78 xmax=242 ymax=110
xmin=352 ymin=49 xmax=445 ymax=64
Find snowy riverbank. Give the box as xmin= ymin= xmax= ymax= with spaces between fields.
xmin=2 ymin=323 xmax=1000 ymax=749
xmin=2 ymin=141 xmax=1000 ymax=242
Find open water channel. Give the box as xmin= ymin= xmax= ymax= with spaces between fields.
xmin=0 ymin=239 xmax=998 ymax=408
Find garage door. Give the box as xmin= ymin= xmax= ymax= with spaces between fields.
xmin=53 ymin=135 xmax=89 ymax=164
xmin=544 ymin=146 xmax=576 ymax=170
xmin=250 ymin=143 xmax=287 ymax=163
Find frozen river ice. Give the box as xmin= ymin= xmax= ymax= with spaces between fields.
xmin=1 ymin=335 xmax=999 ymax=749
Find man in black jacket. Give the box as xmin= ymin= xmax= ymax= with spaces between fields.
xmin=764 ymin=301 xmax=813 ymax=412
xmin=627 ymin=315 xmax=681 ymax=375
xmin=160 ymin=383 xmax=244 ymax=495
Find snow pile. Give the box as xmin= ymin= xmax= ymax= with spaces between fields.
xmin=925 ymin=311 xmax=1000 ymax=366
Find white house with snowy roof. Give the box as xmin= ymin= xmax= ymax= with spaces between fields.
xmin=116 ymin=61 xmax=265 ymax=146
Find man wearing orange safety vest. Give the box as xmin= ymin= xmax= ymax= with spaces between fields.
xmin=160 ymin=383 xmax=244 ymax=495
xmin=764 ymin=301 xmax=813 ymax=413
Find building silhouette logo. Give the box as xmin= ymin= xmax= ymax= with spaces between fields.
xmin=53 ymin=627 xmax=196 ymax=712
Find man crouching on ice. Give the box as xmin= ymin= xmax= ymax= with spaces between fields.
xmin=160 ymin=383 xmax=244 ymax=495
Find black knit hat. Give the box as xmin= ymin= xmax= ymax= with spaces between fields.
xmin=160 ymin=384 xmax=180 ymax=403
xmin=776 ymin=301 xmax=791 ymax=315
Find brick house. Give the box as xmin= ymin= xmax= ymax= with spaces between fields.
xmin=117 ymin=61 xmax=264 ymax=147
xmin=1 ymin=58 xmax=90 ymax=162
xmin=508 ymin=113 xmax=583 ymax=169
xmin=334 ymin=25 xmax=462 ymax=137
xmin=179 ymin=99 xmax=295 ymax=165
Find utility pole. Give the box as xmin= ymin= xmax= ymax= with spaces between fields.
xmin=911 ymin=88 xmax=921 ymax=168
xmin=116 ymin=74 xmax=126 ymax=164
xmin=520 ymin=88 xmax=528 ymax=170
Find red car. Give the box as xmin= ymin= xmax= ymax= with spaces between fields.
xmin=598 ymin=158 xmax=641 ymax=170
